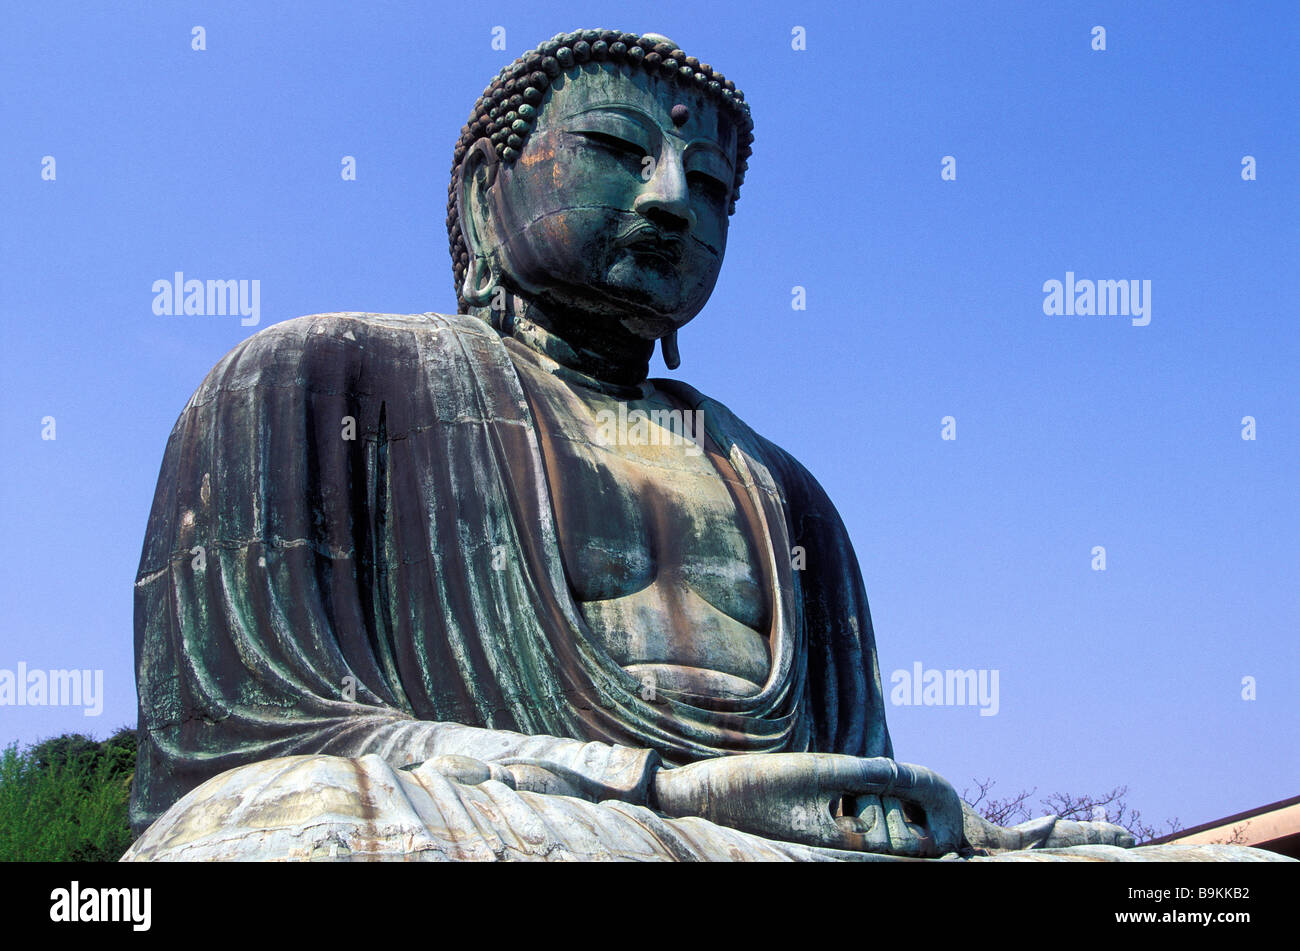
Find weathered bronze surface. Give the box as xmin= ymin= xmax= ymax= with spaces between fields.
xmin=125 ymin=30 xmax=1285 ymax=862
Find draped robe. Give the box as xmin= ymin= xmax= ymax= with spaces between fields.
xmin=129 ymin=310 xmax=893 ymax=847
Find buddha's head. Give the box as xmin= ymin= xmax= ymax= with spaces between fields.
xmin=447 ymin=30 xmax=753 ymax=373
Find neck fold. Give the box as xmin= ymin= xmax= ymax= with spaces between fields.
xmin=472 ymin=291 xmax=656 ymax=387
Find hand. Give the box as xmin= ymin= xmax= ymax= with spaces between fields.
xmin=411 ymin=754 xmax=596 ymax=800
xmin=410 ymin=754 xmax=517 ymax=788
xmin=651 ymin=753 xmax=965 ymax=857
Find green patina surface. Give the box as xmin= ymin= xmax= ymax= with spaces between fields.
xmin=127 ymin=30 xmax=1283 ymax=863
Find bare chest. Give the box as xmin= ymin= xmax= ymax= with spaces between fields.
xmin=508 ymin=350 xmax=773 ymax=693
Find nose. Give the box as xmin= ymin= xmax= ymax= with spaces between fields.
xmin=633 ymin=148 xmax=696 ymax=233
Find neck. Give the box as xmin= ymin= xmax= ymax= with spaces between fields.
xmin=474 ymin=291 xmax=656 ymax=387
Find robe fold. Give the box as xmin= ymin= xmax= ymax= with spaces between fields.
xmin=130 ymin=311 xmax=893 ymax=837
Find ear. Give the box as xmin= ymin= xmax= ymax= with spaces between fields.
xmin=456 ymin=138 xmax=499 ymax=261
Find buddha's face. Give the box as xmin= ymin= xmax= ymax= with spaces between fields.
xmin=480 ymin=65 xmax=739 ymax=340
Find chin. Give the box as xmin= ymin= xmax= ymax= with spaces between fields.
xmin=597 ymin=277 xmax=706 ymax=331
xmin=618 ymin=313 xmax=688 ymax=341
xmin=609 ymin=293 xmax=697 ymax=339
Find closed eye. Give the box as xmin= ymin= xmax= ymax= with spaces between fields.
xmin=573 ymin=130 xmax=647 ymax=158
xmin=688 ymin=170 xmax=730 ymax=201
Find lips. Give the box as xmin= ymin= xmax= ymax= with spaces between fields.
xmin=618 ymin=225 xmax=684 ymax=263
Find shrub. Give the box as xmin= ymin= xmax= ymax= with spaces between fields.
xmin=0 ymin=727 xmax=137 ymax=861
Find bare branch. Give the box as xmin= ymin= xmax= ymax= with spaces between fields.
xmin=968 ymin=779 xmax=1181 ymax=844
xmin=963 ymin=777 xmax=1036 ymax=827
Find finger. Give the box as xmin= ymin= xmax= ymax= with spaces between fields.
xmin=503 ymin=763 xmax=580 ymax=797
xmin=828 ymin=795 xmax=933 ymax=857
xmin=832 ymin=759 xmax=960 ymax=822
xmin=818 ymin=755 xmax=906 ymax=798
xmin=882 ymin=795 xmax=934 ymax=857
xmin=822 ymin=760 xmax=965 ymax=856
xmin=830 ymin=794 xmax=892 ymax=854
xmin=413 ymin=754 xmax=495 ymax=786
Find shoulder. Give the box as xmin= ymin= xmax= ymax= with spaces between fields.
xmin=215 ymin=311 xmax=492 ymax=370
xmin=189 ymin=312 xmax=501 ymax=403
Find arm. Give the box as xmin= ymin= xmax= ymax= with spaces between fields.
xmin=131 ymin=313 xmax=660 ymax=833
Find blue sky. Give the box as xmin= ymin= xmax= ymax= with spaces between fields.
xmin=1 ymin=1 xmax=1295 ymax=835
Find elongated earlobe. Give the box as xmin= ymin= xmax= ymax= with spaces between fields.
xmin=661 ymin=330 xmax=680 ymax=370
xmin=462 ymin=254 xmax=498 ymax=307
xmin=456 ymin=138 xmax=501 ymax=304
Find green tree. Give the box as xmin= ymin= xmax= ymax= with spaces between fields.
xmin=0 ymin=727 xmax=137 ymax=861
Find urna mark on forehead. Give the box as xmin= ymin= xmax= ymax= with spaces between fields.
xmin=536 ymin=65 xmax=739 ymax=167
